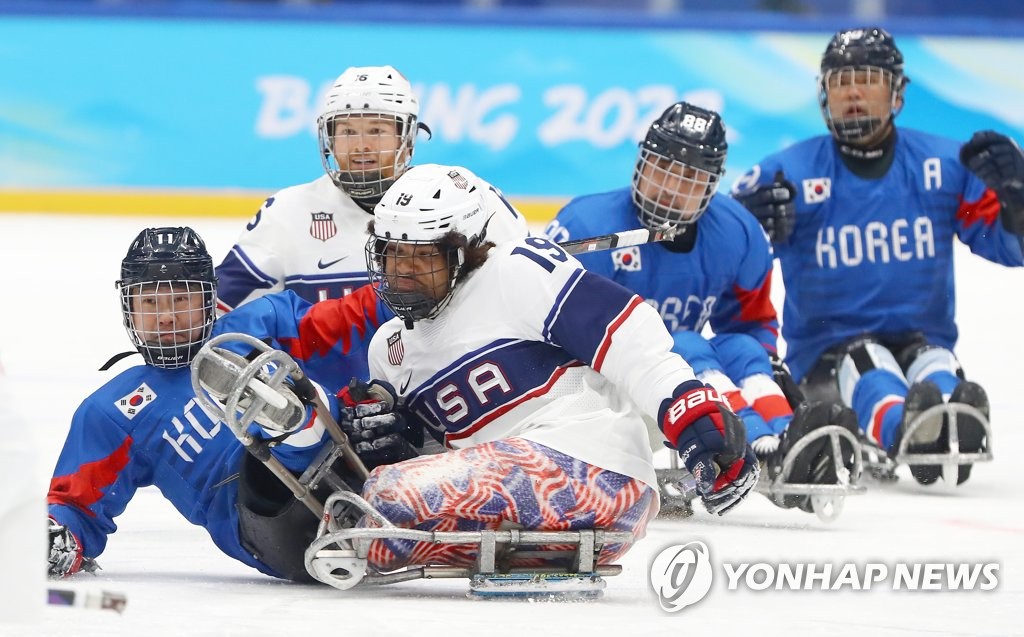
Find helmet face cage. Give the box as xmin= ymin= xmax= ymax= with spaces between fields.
xmin=116 ymin=227 xmax=217 ymax=369
xmin=365 ymin=234 xmax=464 ymax=324
xmin=317 ymin=66 xmax=420 ymax=210
xmin=318 ymin=112 xmax=416 ymax=208
xmin=119 ymin=280 xmax=216 ymax=369
xmin=632 ymin=148 xmax=720 ymax=229
xmin=818 ymin=27 xmax=907 ymax=143
xmin=631 ymin=102 xmax=727 ymax=231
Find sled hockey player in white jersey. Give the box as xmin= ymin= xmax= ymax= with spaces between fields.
xmin=216 ymin=65 xmax=430 ymax=312
xmin=316 ymin=164 xmax=759 ymax=580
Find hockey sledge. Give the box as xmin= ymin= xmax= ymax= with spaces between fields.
xmin=869 ymin=402 xmax=993 ymax=487
xmin=304 ymin=490 xmax=633 ymax=599
xmin=654 ymin=424 xmax=864 ymax=523
xmin=193 ymin=334 xmax=632 ymax=599
xmin=758 ymin=424 xmax=866 ymax=523
xmin=655 ymin=455 xmax=697 ymax=518
xmin=191 ymin=333 xmax=370 ymax=518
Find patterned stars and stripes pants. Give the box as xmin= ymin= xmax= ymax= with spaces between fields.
xmin=360 ymin=437 xmax=656 ymax=572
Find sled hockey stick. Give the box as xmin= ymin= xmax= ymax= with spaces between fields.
xmin=557 ymin=226 xmax=678 ymax=256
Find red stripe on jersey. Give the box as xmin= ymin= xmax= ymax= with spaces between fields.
xmin=956 ymin=189 xmax=1001 ymax=228
xmin=733 ymin=274 xmax=780 ymax=345
xmin=444 ymin=361 xmax=586 ymax=445
xmin=279 ymin=284 xmax=382 ymax=360
xmin=592 ymin=295 xmax=644 ymax=373
xmin=47 ymin=437 xmax=133 ymax=517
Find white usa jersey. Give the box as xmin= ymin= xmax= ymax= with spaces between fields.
xmin=216 ymin=175 xmax=373 ymax=311
xmin=367 ymin=236 xmax=699 ymax=489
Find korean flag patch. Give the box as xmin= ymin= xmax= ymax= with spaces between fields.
xmin=612 ymin=246 xmax=642 ymax=272
xmin=802 ymin=177 xmax=832 ymax=204
xmin=115 ymin=383 xmax=157 ymax=420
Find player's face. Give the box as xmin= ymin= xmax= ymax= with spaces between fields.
xmin=823 ymin=67 xmax=898 ymax=144
xmin=384 ymin=241 xmax=450 ymax=301
xmin=635 ymin=154 xmax=713 ymax=222
xmin=129 ymin=281 xmax=209 ymax=346
xmin=329 ymin=114 xmax=405 ymax=181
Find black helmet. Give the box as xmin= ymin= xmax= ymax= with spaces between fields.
xmin=632 ymin=102 xmax=727 ymax=230
xmin=818 ymin=27 xmax=908 ymax=142
xmin=821 ymin=27 xmax=905 ymax=78
xmin=116 ymin=227 xmax=217 ymax=369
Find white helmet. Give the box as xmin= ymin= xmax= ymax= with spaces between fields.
xmin=366 ymin=164 xmax=523 ymax=325
xmin=317 ymin=65 xmax=424 ymax=211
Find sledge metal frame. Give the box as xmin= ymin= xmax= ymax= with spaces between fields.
xmin=865 ymin=402 xmax=993 ymax=486
xmin=656 ymin=425 xmax=865 ymax=523
xmin=757 ymin=425 xmax=865 ymax=522
xmin=191 ymin=333 xmax=369 ymax=518
xmin=304 ymin=491 xmax=634 ymax=592
xmin=192 ymin=334 xmax=634 ymax=595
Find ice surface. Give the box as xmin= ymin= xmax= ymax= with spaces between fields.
xmin=0 ymin=214 xmax=1021 ymax=636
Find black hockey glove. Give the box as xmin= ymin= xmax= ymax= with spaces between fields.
xmin=960 ymin=130 xmax=1024 ymax=236
xmin=659 ymin=380 xmax=760 ymax=515
xmin=47 ymin=517 xmax=97 ymax=578
xmin=338 ymin=379 xmax=418 ymax=470
xmin=731 ymin=170 xmax=797 ymax=242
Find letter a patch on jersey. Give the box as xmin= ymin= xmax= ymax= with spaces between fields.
xmin=802 ymin=177 xmax=832 ymax=204
xmin=115 ymin=383 xmax=157 ymax=420
xmin=387 ymin=331 xmax=405 ymax=366
xmin=612 ymin=246 xmax=642 ymax=272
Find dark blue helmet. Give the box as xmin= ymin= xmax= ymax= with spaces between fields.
xmin=632 ymin=102 xmax=727 ymax=231
xmin=818 ymin=27 xmax=908 ymax=143
xmin=820 ymin=27 xmax=905 ymax=79
xmin=116 ymin=227 xmax=216 ymax=368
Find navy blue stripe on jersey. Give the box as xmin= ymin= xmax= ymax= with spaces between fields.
xmin=544 ymin=269 xmax=640 ymax=367
xmin=404 ymin=339 xmax=578 ymax=444
xmin=541 ymin=268 xmax=584 ymax=343
xmin=283 ymin=271 xmax=369 ymax=284
xmin=215 ymin=247 xmax=276 ymax=309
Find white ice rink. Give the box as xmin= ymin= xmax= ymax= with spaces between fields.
xmin=0 ymin=213 xmax=1022 ymax=636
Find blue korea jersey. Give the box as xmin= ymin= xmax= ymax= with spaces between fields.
xmin=546 ymin=188 xmax=779 ymax=354
xmin=734 ymin=128 xmax=1024 ymax=381
xmin=47 ymin=288 xmax=388 ymax=578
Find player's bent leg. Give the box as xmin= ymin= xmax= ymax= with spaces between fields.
xmin=236 ymin=453 xmax=323 ymax=582
xmin=360 ymin=438 xmax=656 ymax=572
xmin=901 ymin=344 xmax=991 ymax=485
xmin=890 ymin=381 xmax=946 ymax=485
xmin=711 ymin=333 xmax=794 ymax=440
xmin=764 ymin=401 xmax=860 ymax=516
xmin=948 ymin=380 xmax=990 ymax=484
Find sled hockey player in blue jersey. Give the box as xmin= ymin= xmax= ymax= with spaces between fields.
xmin=732 ymin=27 xmax=1024 ymax=486
xmin=300 ymin=164 xmax=758 ymax=590
xmin=545 ymin=101 xmax=859 ymax=517
xmin=46 ymin=227 xmax=411 ymax=582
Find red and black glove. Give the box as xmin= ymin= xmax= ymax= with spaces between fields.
xmin=659 ymin=380 xmax=760 ymax=515
xmin=960 ymin=130 xmax=1024 ymax=236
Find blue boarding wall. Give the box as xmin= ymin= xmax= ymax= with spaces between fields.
xmin=3 ymin=8 xmax=1024 ymax=221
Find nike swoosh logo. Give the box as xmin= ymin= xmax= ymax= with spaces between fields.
xmin=317 ymin=256 xmax=348 ymax=269
xmin=399 ymin=373 xmax=413 ymax=394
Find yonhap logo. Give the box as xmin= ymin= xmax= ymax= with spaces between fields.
xmin=649 ymin=541 xmax=714 ymax=612
xmin=649 ymin=538 xmax=1000 ymax=611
